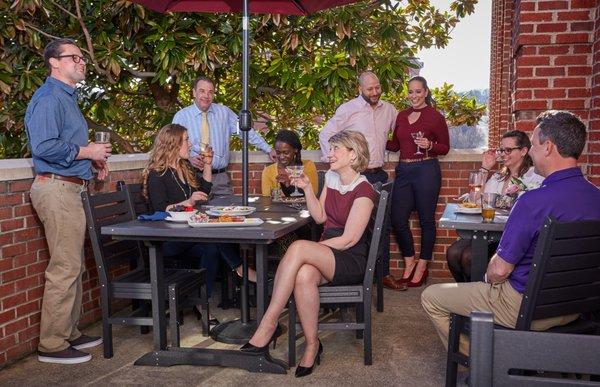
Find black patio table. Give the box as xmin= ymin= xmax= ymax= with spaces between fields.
xmin=438 ymin=203 xmax=509 ymax=281
xmin=100 ymin=195 xmax=311 ymax=373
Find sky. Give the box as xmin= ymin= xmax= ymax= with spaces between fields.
xmin=416 ymin=0 xmax=492 ymax=92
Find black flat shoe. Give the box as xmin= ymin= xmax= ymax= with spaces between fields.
xmin=295 ymin=340 xmax=323 ymax=378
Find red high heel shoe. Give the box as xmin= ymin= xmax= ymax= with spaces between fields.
xmin=398 ymin=264 xmax=417 ymax=284
xmin=407 ymin=268 xmax=428 ymax=287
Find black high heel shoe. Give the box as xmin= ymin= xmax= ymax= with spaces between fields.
xmin=193 ymin=308 xmax=220 ymax=325
xmin=240 ymin=330 xmax=278 ymax=354
xmin=295 ymin=340 xmax=323 ymax=378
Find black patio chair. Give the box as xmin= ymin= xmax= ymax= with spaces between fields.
xmin=469 ymin=311 xmax=600 ymax=386
xmin=446 ymin=217 xmax=600 ymax=386
xmin=116 ymin=180 xmax=152 ymax=216
xmin=288 ymin=181 xmax=393 ymax=366
xmin=82 ymin=187 xmax=210 ymax=358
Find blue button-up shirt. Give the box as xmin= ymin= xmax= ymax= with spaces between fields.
xmin=25 ymin=77 xmax=91 ymax=180
xmin=172 ymin=102 xmax=272 ymax=170
xmin=497 ymin=167 xmax=600 ymax=293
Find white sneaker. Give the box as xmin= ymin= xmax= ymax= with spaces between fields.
xmin=37 ymin=346 xmax=92 ymax=364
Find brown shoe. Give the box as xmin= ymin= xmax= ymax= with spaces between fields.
xmin=382 ymin=275 xmax=407 ymax=291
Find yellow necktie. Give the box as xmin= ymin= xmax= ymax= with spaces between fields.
xmin=201 ymin=112 xmax=210 ymax=148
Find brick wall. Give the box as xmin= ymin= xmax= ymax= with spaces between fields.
xmin=0 ymin=153 xmax=479 ymax=367
xmin=490 ymin=0 xmax=600 ymax=185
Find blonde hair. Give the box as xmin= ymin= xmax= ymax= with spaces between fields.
xmin=142 ymin=124 xmax=199 ymax=199
xmin=328 ymin=130 xmax=370 ymax=172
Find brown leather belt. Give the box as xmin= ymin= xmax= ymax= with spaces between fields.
xmin=38 ymin=173 xmax=88 ymax=186
xmin=363 ymin=167 xmax=384 ymax=174
xmin=400 ymin=157 xmax=436 ymax=163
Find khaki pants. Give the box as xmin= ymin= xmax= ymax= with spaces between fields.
xmin=30 ymin=176 xmax=87 ymax=352
xmin=421 ymin=281 xmax=578 ymax=354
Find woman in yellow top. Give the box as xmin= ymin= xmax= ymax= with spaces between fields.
xmin=261 ymin=130 xmax=318 ymax=197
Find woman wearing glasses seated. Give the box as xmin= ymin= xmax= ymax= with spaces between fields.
xmin=446 ymin=130 xmax=543 ymax=282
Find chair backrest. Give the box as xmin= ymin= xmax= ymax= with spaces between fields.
xmin=363 ymin=181 xmax=393 ymax=288
xmin=317 ymin=170 xmax=326 ymax=197
xmin=470 ymin=311 xmax=600 ymax=386
xmin=516 ymin=217 xmax=600 ymax=330
xmin=116 ymin=180 xmax=153 ymax=216
xmin=82 ymin=188 xmax=145 ymax=287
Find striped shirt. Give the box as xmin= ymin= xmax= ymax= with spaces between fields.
xmin=172 ymin=102 xmax=272 ymax=170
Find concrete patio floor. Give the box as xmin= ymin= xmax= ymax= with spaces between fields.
xmin=0 ymin=283 xmax=460 ymax=386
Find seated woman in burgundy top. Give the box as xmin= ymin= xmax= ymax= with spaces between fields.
xmin=385 ymin=76 xmax=449 ymax=289
xmin=241 ymin=131 xmax=375 ymax=378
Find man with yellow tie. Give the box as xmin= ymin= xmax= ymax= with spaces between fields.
xmin=173 ymin=76 xmax=277 ymax=195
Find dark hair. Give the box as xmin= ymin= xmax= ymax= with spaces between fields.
xmin=535 ymin=110 xmax=587 ymax=159
xmin=498 ymin=130 xmax=533 ymax=181
xmin=275 ymin=130 xmax=302 ymax=165
xmin=43 ymin=38 xmax=78 ymax=71
xmin=408 ymin=76 xmax=434 ymax=107
xmin=193 ymin=76 xmax=214 ymax=90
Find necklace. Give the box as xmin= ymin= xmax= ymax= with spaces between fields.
xmin=339 ymin=173 xmax=361 ymax=195
xmin=170 ymin=168 xmax=191 ymax=199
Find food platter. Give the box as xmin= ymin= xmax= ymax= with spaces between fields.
xmin=455 ymin=203 xmax=482 ymax=214
xmin=205 ymin=206 xmax=256 ymax=216
xmin=188 ymin=213 xmax=263 ymax=228
xmin=272 ymin=196 xmax=306 ymax=204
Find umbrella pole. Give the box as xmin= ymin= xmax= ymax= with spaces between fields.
xmin=239 ymin=0 xmax=251 ymax=207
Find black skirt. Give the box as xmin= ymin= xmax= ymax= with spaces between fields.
xmin=322 ymin=228 xmax=369 ymax=285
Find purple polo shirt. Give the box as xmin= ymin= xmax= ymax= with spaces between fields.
xmin=496 ymin=167 xmax=600 ymax=293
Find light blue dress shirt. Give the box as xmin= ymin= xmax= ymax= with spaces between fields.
xmin=25 ymin=77 xmax=91 ymax=180
xmin=172 ymin=102 xmax=272 ymax=170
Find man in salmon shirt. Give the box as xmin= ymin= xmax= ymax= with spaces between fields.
xmin=318 ymin=72 xmax=402 ymax=290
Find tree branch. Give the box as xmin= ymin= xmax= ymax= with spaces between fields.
xmin=49 ymin=0 xmax=77 ymax=19
xmin=124 ymin=68 xmax=157 ymax=78
xmin=85 ymin=119 xmax=136 ymax=153
xmin=74 ymin=0 xmax=115 ymax=84
xmin=23 ymin=22 xmax=62 ymax=41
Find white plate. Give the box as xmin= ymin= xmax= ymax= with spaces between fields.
xmin=165 ymin=216 xmax=191 ymax=223
xmin=188 ymin=218 xmax=264 ymax=227
xmin=205 ymin=206 xmax=256 ymax=216
xmin=455 ymin=206 xmax=482 ymax=214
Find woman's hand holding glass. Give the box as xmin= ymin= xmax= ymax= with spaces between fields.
xmin=200 ymin=144 xmax=214 ymax=167
xmin=290 ymin=172 xmax=310 ymax=191
xmin=276 ymin=169 xmax=291 ymax=187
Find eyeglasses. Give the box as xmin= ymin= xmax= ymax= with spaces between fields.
xmin=496 ymin=146 xmax=523 ymax=155
xmin=55 ymin=54 xmax=87 ymax=63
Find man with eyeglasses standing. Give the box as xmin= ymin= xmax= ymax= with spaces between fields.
xmin=173 ymin=76 xmax=277 ymax=195
xmin=25 ymin=38 xmax=111 ymax=364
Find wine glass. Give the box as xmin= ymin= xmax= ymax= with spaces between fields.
xmin=286 ymin=165 xmax=304 ymax=197
xmin=468 ymin=171 xmax=486 ymax=203
xmin=411 ymin=131 xmax=424 ymax=155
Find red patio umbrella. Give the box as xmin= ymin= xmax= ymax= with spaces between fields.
xmin=130 ymin=0 xmax=365 ymax=206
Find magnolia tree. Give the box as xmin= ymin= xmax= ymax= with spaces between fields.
xmin=1 ymin=0 xmax=484 ymax=158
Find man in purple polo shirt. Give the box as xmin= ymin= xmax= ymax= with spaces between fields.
xmin=421 ymin=110 xmax=600 ymax=352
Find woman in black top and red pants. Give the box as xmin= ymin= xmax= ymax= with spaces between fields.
xmin=386 ymin=76 xmax=450 ymax=288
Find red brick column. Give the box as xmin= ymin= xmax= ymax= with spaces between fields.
xmin=590 ymin=4 xmax=600 ymax=184
xmin=489 ymin=0 xmax=599 ymax=185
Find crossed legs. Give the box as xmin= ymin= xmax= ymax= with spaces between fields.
xmin=248 ymin=240 xmax=335 ymax=365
